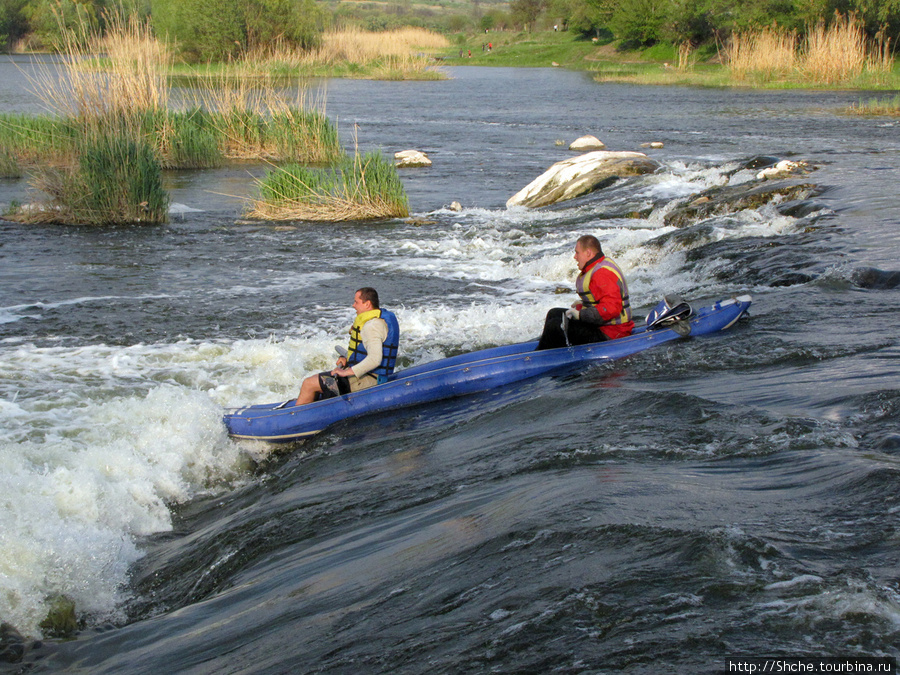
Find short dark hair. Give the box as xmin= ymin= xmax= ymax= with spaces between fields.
xmin=356 ymin=287 xmax=380 ymax=309
xmin=576 ymin=234 xmax=603 ymax=257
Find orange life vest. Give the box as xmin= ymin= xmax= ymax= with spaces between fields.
xmin=575 ymin=256 xmax=632 ymax=326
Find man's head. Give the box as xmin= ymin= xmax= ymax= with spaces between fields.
xmin=574 ymin=235 xmax=603 ymax=271
xmin=353 ymin=287 xmax=380 ymax=314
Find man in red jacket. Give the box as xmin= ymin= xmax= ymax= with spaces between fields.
xmin=536 ymin=235 xmax=634 ymax=350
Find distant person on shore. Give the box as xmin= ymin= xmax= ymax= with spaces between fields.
xmin=536 ymin=235 xmax=634 ymax=350
xmin=294 ymin=287 xmax=400 ymax=405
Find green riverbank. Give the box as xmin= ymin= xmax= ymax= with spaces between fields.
xmin=438 ymin=30 xmax=900 ymax=95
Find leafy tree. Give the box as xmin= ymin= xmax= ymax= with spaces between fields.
xmin=151 ymin=0 xmax=243 ymax=60
xmin=510 ymin=0 xmax=544 ymax=30
xmin=243 ymin=0 xmax=322 ymax=51
xmin=152 ymin=0 xmax=323 ymax=60
xmin=446 ymin=13 xmax=470 ymax=31
xmin=0 ymin=0 xmax=29 ymax=49
xmin=565 ymin=0 xmax=616 ymax=39
xmin=22 ymin=0 xmax=99 ymax=49
xmin=479 ymin=9 xmax=510 ymax=31
xmin=608 ymin=0 xmax=670 ymax=43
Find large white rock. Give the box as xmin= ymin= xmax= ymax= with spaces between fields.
xmin=395 ymin=150 xmax=432 ymax=167
xmin=569 ymin=135 xmax=606 ymax=151
xmin=507 ymin=151 xmax=661 ymax=208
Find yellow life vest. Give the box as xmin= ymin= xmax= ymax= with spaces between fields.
xmin=347 ymin=308 xmax=400 ymax=383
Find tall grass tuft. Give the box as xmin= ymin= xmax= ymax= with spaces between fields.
xmin=21 ymin=132 xmax=169 ymax=224
xmin=246 ymin=150 xmax=409 ymax=222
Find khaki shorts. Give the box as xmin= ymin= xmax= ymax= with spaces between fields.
xmin=318 ymin=372 xmax=378 ymax=399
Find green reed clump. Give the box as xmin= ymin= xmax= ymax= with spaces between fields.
xmin=247 ymin=150 xmax=409 ymax=221
xmin=847 ymin=94 xmax=900 ymax=116
xmin=0 ymin=148 xmax=22 ymax=178
xmin=266 ymin=109 xmax=343 ymax=165
xmin=22 ymin=132 xmax=169 ymax=225
xmin=156 ymin=109 xmax=224 ymax=169
xmin=0 ymin=114 xmax=79 ymax=165
xmin=206 ymin=105 xmax=342 ymax=165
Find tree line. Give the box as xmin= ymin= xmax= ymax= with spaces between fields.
xmin=528 ymin=0 xmax=900 ymax=45
xmin=0 ymin=0 xmax=897 ymax=59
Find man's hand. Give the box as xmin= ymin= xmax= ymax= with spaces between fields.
xmin=565 ymin=308 xmax=580 ymax=320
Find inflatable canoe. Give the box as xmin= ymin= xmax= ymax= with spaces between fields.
xmin=223 ymin=295 xmax=752 ymax=442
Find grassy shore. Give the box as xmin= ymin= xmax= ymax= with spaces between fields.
xmin=441 ymin=29 xmax=900 ymax=91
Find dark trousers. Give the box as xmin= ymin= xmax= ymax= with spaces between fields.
xmin=535 ymin=307 xmax=608 ymax=350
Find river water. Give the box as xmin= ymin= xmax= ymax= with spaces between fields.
xmin=1 ymin=58 xmax=899 ymax=673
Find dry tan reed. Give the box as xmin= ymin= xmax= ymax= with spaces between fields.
xmin=245 ymin=194 xmax=407 ymax=221
xmin=676 ymin=42 xmax=695 ymax=72
xmin=802 ymin=13 xmax=866 ymax=83
xmin=866 ymin=29 xmax=895 ymax=77
xmin=25 ymin=14 xmax=170 ymax=123
xmin=725 ymin=14 xmax=894 ymax=85
xmin=725 ymin=27 xmax=798 ymax=80
xmin=316 ymin=27 xmax=449 ymax=63
xmin=240 ymin=27 xmax=448 ymax=78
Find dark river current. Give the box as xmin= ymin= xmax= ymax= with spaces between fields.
xmin=1 ymin=59 xmax=899 ymax=673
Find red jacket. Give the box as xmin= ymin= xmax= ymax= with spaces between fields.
xmin=576 ymin=256 xmax=634 ymax=340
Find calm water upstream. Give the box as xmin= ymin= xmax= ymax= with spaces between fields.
xmin=1 ymin=57 xmax=899 ymax=673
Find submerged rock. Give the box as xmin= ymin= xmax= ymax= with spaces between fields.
xmin=664 ymin=181 xmax=824 ymax=228
xmin=507 ymin=151 xmax=661 ymax=208
xmin=851 ymin=267 xmax=900 ymax=289
xmin=1 ymin=622 xmax=26 ymax=663
xmin=39 ymin=595 xmax=77 ymax=638
xmin=740 ymin=155 xmax=781 ymax=170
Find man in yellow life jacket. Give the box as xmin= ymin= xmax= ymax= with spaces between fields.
xmin=536 ymin=235 xmax=634 ymax=350
xmin=295 ymin=287 xmax=400 ymax=406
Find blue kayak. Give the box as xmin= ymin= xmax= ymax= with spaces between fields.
xmin=223 ymin=295 xmax=752 ymax=442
